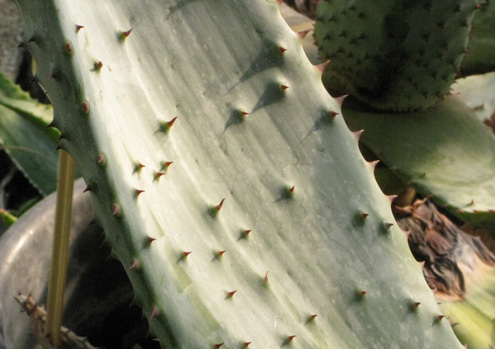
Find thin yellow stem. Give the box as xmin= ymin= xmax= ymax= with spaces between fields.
xmin=45 ymin=149 xmax=75 ymax=346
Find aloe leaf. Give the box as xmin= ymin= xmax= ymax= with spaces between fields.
xmin=452 ymin=72 xmax=495 ymax=125
xmin=460 ymin=0 xmax=495 ymax=75
xmin=343 ymin=96 xmax=495 ymax=230
xmin=0 ymin=71 xmax=59 ymax=195
xmin=14 ymin=0 xmax=463 ymax=347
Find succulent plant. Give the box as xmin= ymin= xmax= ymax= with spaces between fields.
xmin=314 ymin=0 xmax=479 ymax=111
xmin=12 ymin=0 xmax=464 ymax=347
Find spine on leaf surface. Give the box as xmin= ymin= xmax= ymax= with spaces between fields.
xmin=14 ymin=0 xmax=463 ymax=347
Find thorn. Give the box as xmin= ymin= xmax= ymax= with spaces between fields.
xmin=133 ymin=162 xmax=145 ymax=174
xmin=436 ymin=315 xmax=445 ymax=322
xmin=243 ymin=342 xmax=251 ymax=347
xmin=387 ymin=195 xmax=398 ymax=204
xmin=352 ymin=129 xmax=364 ymax=141
xmin=329 ymin=110 xmax=339 ymax=118
xmin=158 ymin=116 xmax=178 ymax=133
xmin=147 ymin=235 xmax=156 ymax=244
xmin=240 ymin=229 xmax=252 ymax=239
xmin=216 ymin=198 xmax=226 ymax=211
xmin=81 ymin=100 xmax=90 ymax=114
xmin=129 ymin=259 xmax=139 ymax=270
xmin=150 ymin=306 xmax=159 ymax=320
xmin=283 ymin=185 xmax=295 ymax=199
xmin=278 ymin=46 xmax=287 ymax=54
xmin=214 ymin=343 xmax=224 ymax=349
xmin=280 ymin=84 xmax=289 ymax=92
xmin=264 ymin=271 xmax=269 ymax=284
xmin=119 ymin=28 xmax=133 ymax=41
xmin=315 ymin=60 xmax=330 ymax=73
xmin=368 ymin=160 xmax=379 ymax=171
xmin=93 ymin=61 xmax=103 ymax=71
xmin=153 ymin=171 xmax=166 ymax=181
xmin=360 ymin=212 xmax=369 ymax=219
xmin=97 ymin=153 xmax=106 ymax=166
xmin=210 ymin=199 xmax=226 ymax=217
xmin=112 ymin=203 xmax=121 ymax=216
xmin=297 ymin=29 xmax=311 ymax=40
xmin=226 ymin=290 xmax=237 ymax=299
xmin=160 ymin=161 xmax=174 ymax=171
xmin=412 ymin=302 xmax=421 ymax=309
xmin=383 ymin=221 xmax=394 ymax=230
xmin=359 ymin=290 xmax=367 ymax=297
xmin=65 ymin=41 xmax=73 ymax=54
xmin=75 ymin=24 xmax=84 ymax=32
xmin=335 ymin=95 xmax=348 ymax=106
xmin=134 ymin=189 xmax=145 ymax=198
xmin=217 ymin=250 xmax=226 ymax=258
xmin=182 ymin=251 xmax=192 ymax=259
xmin=236 ymin=109 xmax=249 ymax=120
xmin=287 ymin=335 xmax=296 ymax=342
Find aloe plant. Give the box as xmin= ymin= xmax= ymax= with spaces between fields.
xmin=12 ymin=0 xmax=464 ymax=347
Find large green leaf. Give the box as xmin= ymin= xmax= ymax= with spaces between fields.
xmin=343 ymin=96 xmax=495 ymax=230
xmin=0 ymin=71 xmax=59 ymax=195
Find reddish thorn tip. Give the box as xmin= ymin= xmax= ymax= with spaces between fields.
xmin=387 ymin=195 xmax=398 ymax=203
xmin=134 ymin=189 xmax=145 ymax=197
xmin=329 ymin=111 xmax=339 ymax=118
xmin=369 ymin=160 xmax=380 ymax=170
xmin=360 ymin=291 xmax=367 ymax=296
xmin=353 ymin=129 xmax=364 ymax=141
xmin=160 ymin=161 xmax=174 ymax=171
xmin=243 ymin=342 xmax=252 ymax=347
xmin=216 ymin=198 xmax=226 ymax=211
xmin=335 ymin=95 xmax=348 ymax=106
xmin=122 ymin=28 xmax=133 ymax=38
xmin=214 ymin=343 xmax=224 ymax=349
xmin=264 ymin=271 xmax=269 ymax=283
xmin=150 ymin=306 xmax=159 ymax=320
xmin=182 ymin=251 xmax=192 ymax=258
xmin=297 ymin=29 xmax=311 ymax=39
xmin=383 ymin=221 xmax=394 ymax=230
xmin=360 ymin=212 xmax=369 ymax=219
xmin=278 ymin=46 xmax=287 ymax=54
xmin=244 ymin=229 xmax=252 ymax=236
xmin=129 ymin=259 xmax=139 ymax=270
xmin=413 ymin=302 xmax=421 ymax=308
xmin=241 ymin=111 xmax=250 ymax=116
xmin=310 ymin=314 xmax=318 ymax=319
xmin=316 ymin=60 xmax=330 ymax=72
xmin=227 ymin=290 xmax=237 ymax=298
xmin=65 ymin=42 xmax=73 ymax=53
xmin=75 ymin=24 xmax=84 ymax=32
xmin=218 ymin=250 xmax=226 ymax=257
xmin=280 ymin=84 xmax=289 ymax=91
xmin=82 ymin=101 xmax=90 ymax=113
xmin=97 ymin=153 xmax=106 ymax=166
xmin=437 ymin=315 xmax=445 ymax=321
xmin=147 ymin=235 xmax=156 ymax=244
xmin=287 ymin=335 xmax=296 ymax=342
xmin=167 ymin=116 xmax=178 ymax=127
xmin=112 ymin=204 xmax=121 ymax=216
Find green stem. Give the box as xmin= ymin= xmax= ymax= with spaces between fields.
xmin=45 ymin=149 xmax=75 ymax=346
